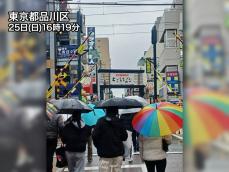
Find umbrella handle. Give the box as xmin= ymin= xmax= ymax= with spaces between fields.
xmin=93 ymin=110 xmax=96 ymax=116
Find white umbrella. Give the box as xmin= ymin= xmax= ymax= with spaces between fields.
xmin=119 ymin=96 xmax=149 ymax=114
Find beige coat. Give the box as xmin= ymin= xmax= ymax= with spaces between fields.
xmin=139 ymin=136 xmax=172 ymax=161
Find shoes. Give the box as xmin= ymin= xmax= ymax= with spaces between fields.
xmin=134 ymin=148 xmax=139 ymax=152
xmin=128 ymin=158 xmax=133 ymax=163
xmin=88 ymin=159 xmax=93 ymax=163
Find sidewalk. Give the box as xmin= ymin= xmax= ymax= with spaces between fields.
xmin=57 ymin=153 xmax=182 ymax=172
xmin=54 ymin=137 xmax=183 ymax=172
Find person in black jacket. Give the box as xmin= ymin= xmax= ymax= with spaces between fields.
xmin=47 ymin=113 xmax=64 ymax=172
xmin=120 ymin=112 xmax=135 ymax=162
xmin=92 ymin=108 xmax=127 ymax=172
xmin=61 ymin=112 xmax=92 ymax=172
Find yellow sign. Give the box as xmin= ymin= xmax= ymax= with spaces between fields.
xmin=146 ymin=58 xmax=151 ymax=73
xmin=77 ymin=44 xmax=87 ymax=55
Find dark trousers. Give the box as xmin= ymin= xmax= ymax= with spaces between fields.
xmin=132 ymin=131 xmax=139 ymax=152
xmin=47 ymin=138 xmax=57 ymax=172
xmin=87 ymin=136 xmax=93 ymax=162
xmin=145 ymin=159 xmax=167 ymax=172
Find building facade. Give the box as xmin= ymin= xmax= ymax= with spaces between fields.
xmin=156 ymin=0 xmax=183 ymax=103
xmin=96 ymin=38 xmax=112 ymax=99
xmin=46 ymin=2 xmax=87 ymax=98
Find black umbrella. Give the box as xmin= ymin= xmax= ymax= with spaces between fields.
xmin=50 ymin=98 xmax=92 ymax=113
xmin=95 ymin=97 xmax=143 ymax=109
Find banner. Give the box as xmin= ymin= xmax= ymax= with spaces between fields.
xmin=166 ymin=71 xmax=179 ymax=94
xmin=87 ymin=27 xmax=96 ymax=65
xmin=110 ymin=73 xmax=138 ymax=85
xmin=57 ymin=45 xmax=77 ymax=59
xmin=146 ymin=58 xmax=152 ymax=73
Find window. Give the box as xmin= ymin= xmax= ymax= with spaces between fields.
xmin=70 ymin=38 xmax=77 ymax=45
xmin=69 ymin=32 xmax=78 ymax=45
xmin=165 ymin=30 xmax=177 ymax=48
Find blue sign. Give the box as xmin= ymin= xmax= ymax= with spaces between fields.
xmin=166 ymin=71 xmax=180 ymax=93
xmin=57 ymin=45 xmax=77 ymax=59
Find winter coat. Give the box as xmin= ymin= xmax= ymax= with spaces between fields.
xmin=92 ymin=116 xmax=128 ymax=158
xmin=139 ymin=136 xmax=172 ymax=161
xmin=47 ymin=114 xmax=64 ymax=139
xmin=61 ymin=120 xmax=92 ymax=152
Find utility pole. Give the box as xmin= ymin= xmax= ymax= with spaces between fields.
xmin=77 ymin=10 xmax=82 ymax=100
xmin=152 ymin=25 xmax=157 ymax=103
xmin=49 ymin=0 xmax=57 ymax=99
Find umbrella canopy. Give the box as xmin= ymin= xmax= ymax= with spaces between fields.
xmin=132 ymin=102 xmax=183 ymax=137
xmin=184 ymin=88 xmax=229 ymax=146
xmin=81 ymin=104 xmax=105 ymax=126
xmin=119 ymin=96 xmax=149 ymax=114
xmin=126 ymin=96 xmax=149 ymax=106
xmin=46 ymin=102 xmax=59 ymax=120
xmin=50 ymin=98 xmax=92 ymax=113
xmin=95 ymin=97 xmax=143 ymax=109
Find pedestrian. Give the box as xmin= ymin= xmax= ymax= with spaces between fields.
xmin=132 ymin=130 xmax=139 ymax=152
xmin=92 ymin=108 xmax=128 ymax=172
xmin=47 ymin=112 xmax=64 ymax=172
xmin=139 ymin=135 xmax=172 ymax=172
xmin=87 ymin=136 xmax=93 ymax=163
xmin=120 ymin=112 xmax=135 ymax=162
xmin=61 ymin=112 xmax=92 ymax=172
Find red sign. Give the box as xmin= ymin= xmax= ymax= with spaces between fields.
xmin=83 ymin=81 xmax=93 ymax=94
xmin=166 ymin=71 xmax=178 ymax=77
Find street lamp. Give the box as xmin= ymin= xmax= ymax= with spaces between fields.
xmin=136 ymin=25 xmax=158 ymax=103
xmin=152 ymin=25 xmax=157 ymax=103
xmin=77 ymin=10 xmax=83 ymax=100
xmin=137 ymin=57 xmax=146 ymax=67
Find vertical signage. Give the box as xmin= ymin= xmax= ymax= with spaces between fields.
xmin=87 ymin=27 xmax=96 ymax=88
xmin=87 ymin=27 xmax=96 ymax=65
xmin=166 ymin=71 xmax=179 ymax=94
xmin=200 ymin=33 xmax=224 ymax=75
xmin=146 ymin=58 xmax=152 ymax=73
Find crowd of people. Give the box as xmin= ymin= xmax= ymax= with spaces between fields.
xmin=47 ymin=106 xmax=172 ymax=172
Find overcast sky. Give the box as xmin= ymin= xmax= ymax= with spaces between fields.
xmin=72 ymin=0 xmax=172 ymax=97
xmin=74 ymin=0 xmax=173 ymax=70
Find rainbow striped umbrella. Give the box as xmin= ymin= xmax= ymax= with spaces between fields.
xmin=184 ymin=88 xmax=229 ymax=146
xmin=132 ymin=102 xmax=183 ymax=137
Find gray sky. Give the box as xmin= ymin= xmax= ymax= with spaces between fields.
xmin=74 ymin=0 xmax=172 ymax=70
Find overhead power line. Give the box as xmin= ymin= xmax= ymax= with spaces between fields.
xmin=86 ymin=21 xmax=179 ymax=27
xmin=86 ymin=23 xmax=154 ymax=27
xmin=84 ymin=9 xmax=165 ymax=16
xmin=48 ymin=2 xmax=183 ymax=6
xmin=96 ymin=31 xmax=150 ymax=35
xmin=68 ymin=0 xmax=164 ymax=9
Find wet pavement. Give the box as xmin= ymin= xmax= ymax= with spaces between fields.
xmin=57 ymin=137 xmax=183 ymax=172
